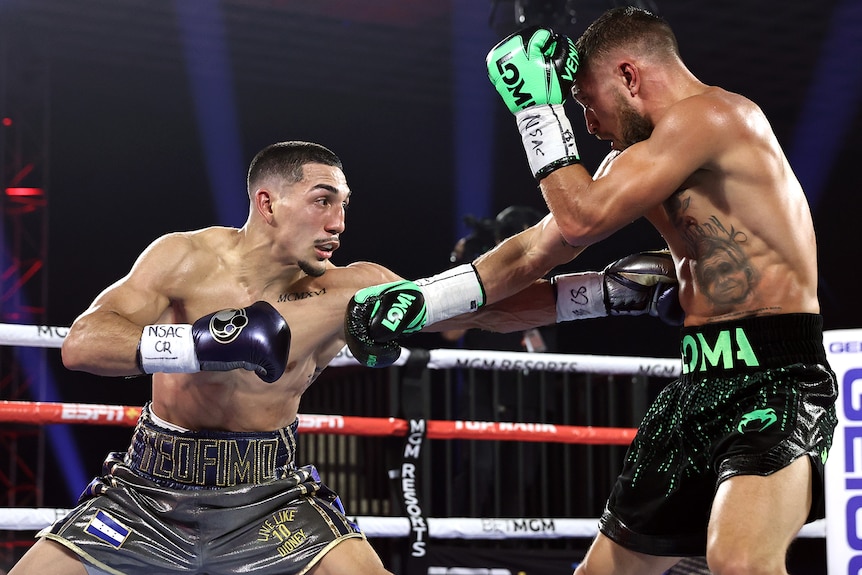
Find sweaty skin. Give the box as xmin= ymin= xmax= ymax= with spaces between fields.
xmin=551 ymin=68 xmax=818 ymax=326
xmin=59 ymin=164 xmax=568 ymax=433
xmin=60 ymin=164 xmax=403 ymax=432
xmin=24 ymin=137 xmax=591 ymax=575
xmin=518 ymin=13 xmax=823 ymax=575
xmin=8 ymin=155 xmax=402 ymax=575
xmin=474 ymin=10 xmax=829 ymax=575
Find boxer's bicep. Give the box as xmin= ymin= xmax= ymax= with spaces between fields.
xmin=91 ymin=234 xmax=191 ymax=324
xmin=62 ymin=235 xmax=198 ymax=374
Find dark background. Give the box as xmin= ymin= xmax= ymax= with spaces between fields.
xmin=1 ymin=0 xmax=860 ymax=509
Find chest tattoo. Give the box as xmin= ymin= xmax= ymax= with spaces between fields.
xmin=278 ymin=287 xmax=326 ymax=303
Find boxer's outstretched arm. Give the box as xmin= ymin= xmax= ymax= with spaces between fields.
xmin=345 ymin=225 xmax=683 ymax=367
xmin=472 ymin=214 xmax=583 ymax=304
xmin=431 ymin=279 xmax=557 ymax=334
xmin=345 ymin=216 xmax=584 ymax=367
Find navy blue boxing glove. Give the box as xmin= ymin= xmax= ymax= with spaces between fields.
xmin=137 ymin=301 xmax=291 ymax=383
xmin=552 ymin=250 xmax=684 ymax=326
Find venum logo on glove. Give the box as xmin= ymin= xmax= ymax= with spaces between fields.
xmin=208 ymin=308 xmax=250 ymax=344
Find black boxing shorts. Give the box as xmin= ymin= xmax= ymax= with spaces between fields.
xmin=599 ymin=313 xmax=837 ymax=557
xmin=37 ymin=404 xmax=363 ymax=575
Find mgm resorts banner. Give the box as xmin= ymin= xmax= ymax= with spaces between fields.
xmin=425 ymin=545 xmax=580 ymax=575
xmin=826 ymin=329 xmax=862 ymax=574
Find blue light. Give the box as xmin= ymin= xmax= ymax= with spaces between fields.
xmin=452 ymin=1 xmax=497 ymax=240
xmin=15 ymin=340 xmax=88 ymax=503
xmin=175 ymin=0 xmax=246 ymax=227
xmin=789 ymin=0 xmax=862 ymax=211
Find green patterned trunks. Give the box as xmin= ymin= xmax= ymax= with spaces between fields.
xmin=599 ymin=313 xmax=837 ymax=556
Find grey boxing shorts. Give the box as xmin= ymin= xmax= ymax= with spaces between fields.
xmin=38 ymin=403 xmax=363 ymax=575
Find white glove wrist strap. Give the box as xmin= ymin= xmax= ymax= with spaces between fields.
xmin=515 ymin=104 xmax=579 ymax=179
xmin=415 ymin=264 xmax=485 ymax=326
xmin=139 ymin=324 xmax=200 ymax=374
xmin=553 ymin=272 xmax=606 ymax=321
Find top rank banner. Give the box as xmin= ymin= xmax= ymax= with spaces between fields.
xmin=825 ymin=329 xmax=862 ymax=574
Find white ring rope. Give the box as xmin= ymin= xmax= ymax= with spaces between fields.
xmin=0 ymin=322 xmax=681 ymax=376
xmin=0 ymin=323 xmax=67 ymax=348
xmin=0 ymin=321 xmax=820 ymax=543
xmin=0 ymin=508 xmax=824 ymax=539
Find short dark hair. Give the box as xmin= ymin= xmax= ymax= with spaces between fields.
xmin=575 ymin=7 xmax=679 ymax=68
xmin=247 ymin=141 xmax=343 ymax=190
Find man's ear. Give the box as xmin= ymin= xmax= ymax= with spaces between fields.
xmin=620 ymin=62 xmax=640 ymax=96
xmin=254 ymin=188 xmax=274 ymax=222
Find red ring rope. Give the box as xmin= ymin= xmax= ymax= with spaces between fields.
xmin=0 ymin=400 xmax=636 ymax=445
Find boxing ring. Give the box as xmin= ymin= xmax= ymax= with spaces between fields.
xmin=0 ymin=322 xmax=846 ymax=574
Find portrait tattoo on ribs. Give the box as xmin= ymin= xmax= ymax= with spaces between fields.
xmin=668 ymin=195 xmax=758 ymax=310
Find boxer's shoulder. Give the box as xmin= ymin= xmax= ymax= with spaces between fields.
xmin=337 ymin=261 xmax=404 ymax=289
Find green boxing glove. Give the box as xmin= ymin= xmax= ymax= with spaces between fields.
xmin=346 ymin=265 xmax=485 ymax=368
xmin=486 ymin=27 xmax=581 ymax=180
xmin=486 ymin=26 xmax=578 ymax=112
xmin=345 ymin=280 xmax=427 ymax=368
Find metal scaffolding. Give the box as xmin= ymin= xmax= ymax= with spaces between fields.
xmin=0 ymin=20 xmax=50 ymax=567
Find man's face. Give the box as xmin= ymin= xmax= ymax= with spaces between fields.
xmin=572 ymin=64 xmax=653 ymax=151
xmin=615 ymin=90 xmax=653 ymax=149
xmin=274 ymin=163 xmax=350 ymax=277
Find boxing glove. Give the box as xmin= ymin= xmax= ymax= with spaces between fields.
xmin=346 ymin=265 xmax=485 ymax=368
xmin=345 ymin=281 xmax=425 ymax=368
xmin=137 ymin=301 xmax=291 ymax=383
xmin=486 ymin=27 xmax=580 ymax=179
xmin=553 ymin=250 xmax=684 ymax=326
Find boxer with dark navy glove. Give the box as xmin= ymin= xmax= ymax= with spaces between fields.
xmin=552 ymin=250 xmax=683 ymax=325
xmin=137 ymin=300 xmax=290 ymax=383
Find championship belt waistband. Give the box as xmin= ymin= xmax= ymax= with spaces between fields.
xmin=679 ymin=313 xmax=827 ymax=378
xmin=126 ymin=404 xmax=299 ymax=488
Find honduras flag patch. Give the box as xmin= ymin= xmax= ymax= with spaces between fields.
xmin=85 ymin=510 xmax=131 ymax=548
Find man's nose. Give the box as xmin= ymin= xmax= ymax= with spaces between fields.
xmin=327 ymin=206 xmax=346 ymax=234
